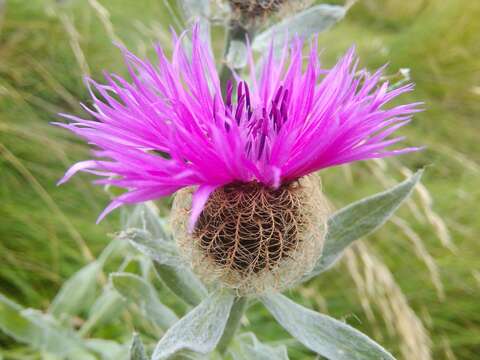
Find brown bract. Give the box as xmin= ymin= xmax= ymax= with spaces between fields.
xmin=171 ymin=175 xmax=329 ymax=295
xmin=229 ymin=0 xmax=287 ymax=18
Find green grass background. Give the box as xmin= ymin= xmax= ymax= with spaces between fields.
xmin=0 ymin=0 xmax=479 ymax=359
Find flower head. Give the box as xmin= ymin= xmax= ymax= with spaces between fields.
xmin=57 ymin=24 xmax=421 ymax=293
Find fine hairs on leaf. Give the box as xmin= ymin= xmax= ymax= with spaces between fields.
xmin=252 ymin=4 xmax=347 ymax=51
xmin=0 ymin=294 xmax=94 ymax=359
xmin=151 ymin=290 xmax=234 ymax=360
xmin=110 ymin=272 xmax=178 ymax=331
xmin=85 ymin=339 xmax=128 ymax=360
xmin=130 ymin=333 xmax=148 ymax=360
xmin=230 ymin=332 xmax=289 ymax=360
xmin=261 ymin=293 xmax=395 ymax=360
xmin=124 ymin=227 xmax=207 ymax=306
xmin=49 ymin=260 xmax=101 ymax=318
xmin=303 ymin=169 xmax=423 ymax=281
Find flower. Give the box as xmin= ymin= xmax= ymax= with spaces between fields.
xmin=56 ymin=25 xmax=421 ymax=227
xmin=57 ymin=25 xmax=421 ymax=292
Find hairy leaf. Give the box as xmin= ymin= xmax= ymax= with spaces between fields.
xmin=262 ymin=293 xmax=395 ymax=360
xmin=125 ymin=203 xmax=169 ymax=239
xmin=80 ymin=287 xmax=125 ymax=335
xmin=129 ymin=334 xmax=148 ymax=360
xmin=305 ymin=170 xmax=423 ymax=280
xmin=111 ymin=272 xmax=177 ymax=330
xmin=226 ymin=40 xmax=248 ymax=69
xmin=151 ymin=290 xmax=234 ymax=360
xmin=0 ymin=294 xmax=93 ymax=359
xmin=85 ymin=339 xmax=128 ymax=360
xmin=125 ymin=227 xmax=207 ymax=306
xmin=230 ymin=332 xmax=289 ymax=360
xmin=49 ymin=261 xmax=101 ymax=318
xmin=253 ymin=4 xmax=346 ymax=51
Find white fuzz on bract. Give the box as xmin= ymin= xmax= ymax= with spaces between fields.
xmin=171 ymin=175 xmax=329 ymax=295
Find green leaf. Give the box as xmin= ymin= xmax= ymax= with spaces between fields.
xmin=124 ymin=228 xmax=180 ymax=267
xmin=125 ymin=203 xmax=169 ymax=239
xmin=262 ymin=293 xmax=395 ymax=360
xmin=49 ymin=261 xmax=101 ymax=318
xmin=180 ymin=0 xmax=210 ymax=20
xmin=226 ymin=40 xmax=248 ymax=69
xmin=129 ymin=334 xmax=148 ymax=360
xmin=85 ymin=339 xmax=128 ymax=360
xmin=79 ymin=287 xmax=125 ymax=336
xmin=230 ymin=333 xmax=289 ymax=360
xmin=0 ymin=294 xmax=94 ymax=359
xmin=125 ymin=227 xmax=207 ymax=306
xmin=153 ymin=263 xmax=207 ymax=307
xmin=252 ymin=4 xmax=346 ymax=52
xmin=151 ymin=290 xmax=235 ymax=360
xmin=111 ymin=272 xmax=177 ymax=330
xmin=305 ymin=170 xmax=423 ymax=280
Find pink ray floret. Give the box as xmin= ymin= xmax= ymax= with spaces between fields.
xmin=55 ymin=25 xmax=422 ymax=228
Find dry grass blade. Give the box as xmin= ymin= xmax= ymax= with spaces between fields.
xmin=391 ymin=216 xmax=444 ymax=300
xmin=346 ymin=243 xmax=432 ymax=360
xmin=0 ymin=142 xmax=94 ymax=262
xmin=57 ymin=12 xmax=90 ymax=76
xmin=87 ymin=0 xmax=123 ymax=45
xmin=400 ymin=167 xmax=455 ymax=252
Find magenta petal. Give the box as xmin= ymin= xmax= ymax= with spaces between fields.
xmin=57 ymin=160 xmax=98 ymax=185
xmin=56 ymin=24 xmax=422 ymax=223
xmin=188 ymin=184 xmax=217 ymax=233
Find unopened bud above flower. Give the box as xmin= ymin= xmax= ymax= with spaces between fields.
xmin=227 ymin=0 xmax=290 ymax=25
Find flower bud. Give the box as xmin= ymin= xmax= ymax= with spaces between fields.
xmin=171 ymin=175 xmax=329 ymax=295
xmin=227 ymin=0 xmax=288 ymax=25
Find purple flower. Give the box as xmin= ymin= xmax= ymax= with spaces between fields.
xmin=56 ymin=25 xmax=422 ymax=228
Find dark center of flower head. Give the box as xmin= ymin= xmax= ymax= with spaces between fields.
xmin=193 ymin=180 xmax=307 ymax=275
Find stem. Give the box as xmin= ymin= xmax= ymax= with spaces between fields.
xmin=217 ymin=296 xmax=248 ymax=354
xmin=220 ymin=22 xmax=255 ymax=95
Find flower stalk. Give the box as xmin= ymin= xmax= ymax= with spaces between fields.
xmin=216 ymin=296 xmax=249 ymax=354
xmin=220 ymin=21 xmax=254 ymax=94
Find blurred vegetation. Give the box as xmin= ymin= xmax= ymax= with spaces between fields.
xmin=0 ymin=0 xmax=479 ymax=359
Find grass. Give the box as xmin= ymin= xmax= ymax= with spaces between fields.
xmin=0 ymin=0 xmax=479 ymax=359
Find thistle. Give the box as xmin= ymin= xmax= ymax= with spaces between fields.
xmin=56 ymin=23 xmax=421 ymax=295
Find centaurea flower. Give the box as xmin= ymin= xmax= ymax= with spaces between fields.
xmin=57 ymin=25 xmax=421 ymax=293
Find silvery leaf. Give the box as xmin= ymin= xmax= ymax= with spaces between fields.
xmin=110 ymin=272 xmax=177 ymax=330
xmin=151 ymin=290 xmax=235 ymax=360
xmin=80 ymin=287 xmax=125 ymax=335
xmin=129 ymin=334 xmax=148 ymax=360
xmin=179 ymin=0 xmax=211 ymax=51
xmin=49 ymin=261 xmax=101 ymax=318
xmin=262 ymin=293 xmax=395 ymax=360
xmin=226 ymin=40 xmax=248 ymax=69
xmin=304 ymin=170 xmax=423 ymax=280
xmin=153 ymin=263 xmax=207 ymax=307
xmin=230 ymin=332 xmax=289 ymax=360
xmin=85 ymin=339 xmax=128 ymax=360
xmin=180 ymin=0 xmax=210 ymax=20
xmin=124 ymin=228 xmax=207 ymax=306
xmin=0 ymin=294 xmax=93 ymax=359
xmin=123 ymin=228 xmax=180 ymax=267
xmin=253 ymin=4 xmax=346 ymax=52
xmin=125 ymin=202 xmax=169 ymax=239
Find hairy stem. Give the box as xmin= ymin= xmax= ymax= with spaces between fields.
xmin=220 ymin=22 xmax=255 ymax=95
xmin=216 ymin=296 xmax=248 ymax=354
